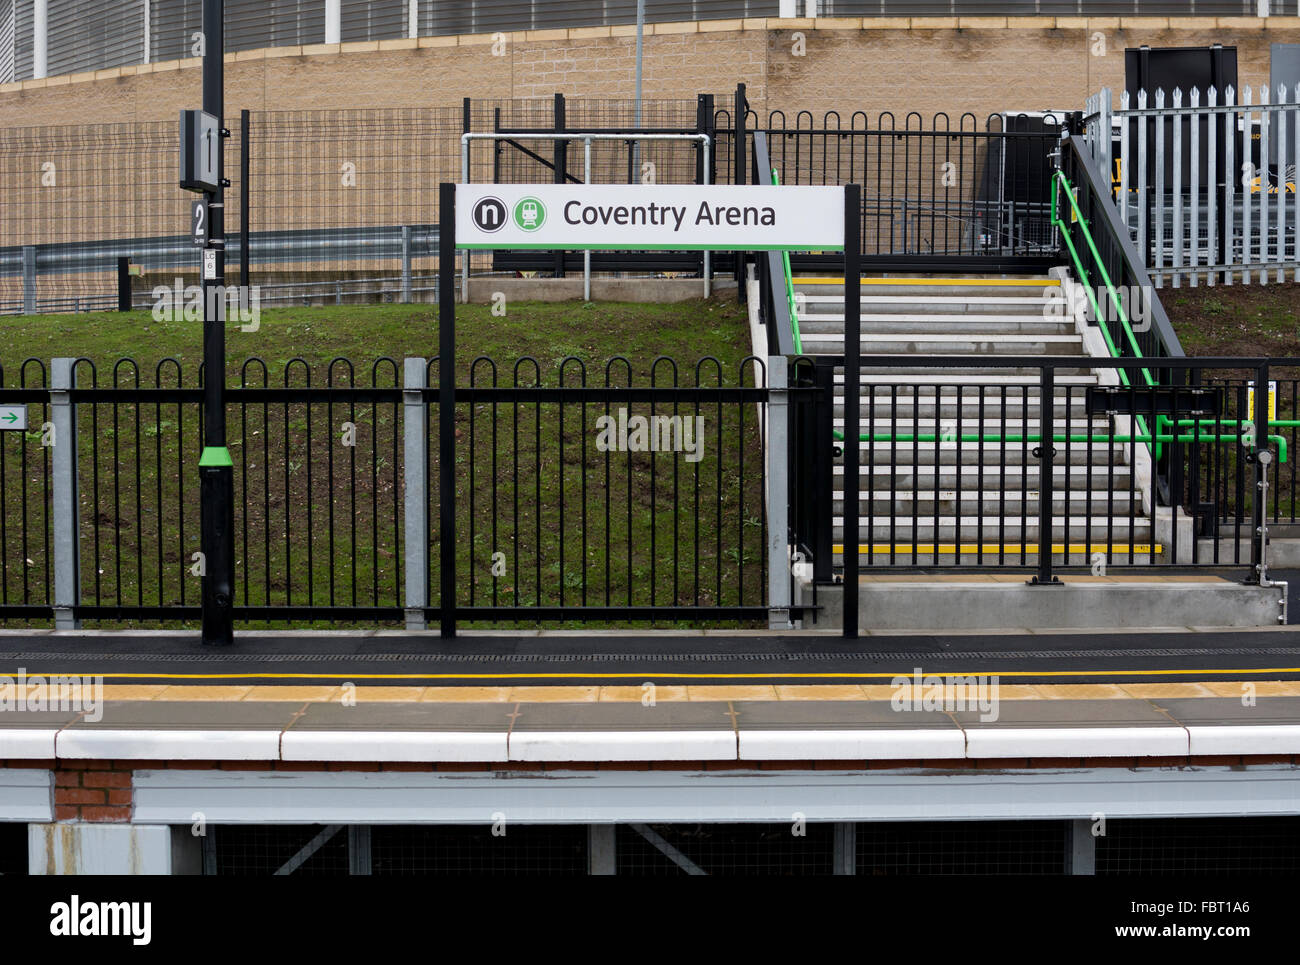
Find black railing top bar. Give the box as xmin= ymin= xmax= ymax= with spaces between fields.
xmin=1059 ymin=132 xmax=1184 ymax=361
xmin=752 ymin=131 xmax=796 ymax=359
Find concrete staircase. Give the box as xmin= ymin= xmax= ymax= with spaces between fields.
xmin=792 ymin=275 xmax=1157 ymax=567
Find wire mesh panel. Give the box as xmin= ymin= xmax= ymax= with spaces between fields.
xmin=246 ymin=109 xmax=459 ymax=307
xmin=616 ymin=823 xmax=834 ymax=875
xmin=0 ymin=120 xmax=241 ymax=314
xmin=209 ymin=825 xmax=351 ymax=876
xmin=1097 ymin=817 xmax=1300 ymax=875
xmin=371 ymin=825 xmax=587 ymax=875
xmin=0 ymin=820 xmax=27 ymax=875
xmin=857 ymin=820 xmax=1070 ymax=875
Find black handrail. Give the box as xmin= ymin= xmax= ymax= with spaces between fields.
xmin=752 ymin=131 xmax=796 ymax=358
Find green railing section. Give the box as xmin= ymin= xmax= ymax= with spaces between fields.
xmin=825 ymin=167 xmax=1292 ymax=466
xmin=772 ymin=169 xmax=803 ymax=354
xmin=1051 ymin=167 xmax=1293 ymax=464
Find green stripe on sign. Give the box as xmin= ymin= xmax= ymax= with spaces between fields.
xmin=460 ymin=243 xmax=845 ymax=251
xmin=198 ymin=446 xmax=233 ymax=467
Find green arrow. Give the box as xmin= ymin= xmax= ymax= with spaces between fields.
xmin=1 ymin=412 xmax=17 ymax=423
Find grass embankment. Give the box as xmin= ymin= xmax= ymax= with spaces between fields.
xmin=1163 ymin=283 xmax=1300 ymax=522
xmin=0 ymin=299 xmax=766 ymax=629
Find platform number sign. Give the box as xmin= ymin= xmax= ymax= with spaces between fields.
xmin=179 ymin=109 xmax=220 ymax=194
xmin=191 ymin=199 xmax=208 ymax=247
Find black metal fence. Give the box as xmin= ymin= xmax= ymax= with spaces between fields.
xmin=0 ymin=353 xmax=812 ymax=629
xmin=732 ymin=105 xmax=1064 ymax=271
xmin=795 ymin=354 xmax=1285 ymax=579
xmin=1 ymin=90 xmax=1069 ymax=312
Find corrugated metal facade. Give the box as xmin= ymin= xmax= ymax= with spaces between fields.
xmin=340 ymin=0 xmax=405 ymax=42
xmin=0 ymin=0 xmax=1278 ymax=83
xmin=13 ymin=0 xmax=30 ymax=81
xmin=0 ymin=1 xmax=15 ymax=83
xmin=47 ymin=0 xmax=145 ymax=76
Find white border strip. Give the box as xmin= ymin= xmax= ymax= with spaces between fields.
xmin=3 ymin=723 xmax=1298 ymax=763
xmin=964 ymin=726 xmax=1189 ymax=758
xmin=131 ymin=765 xmax=1300 ymax=825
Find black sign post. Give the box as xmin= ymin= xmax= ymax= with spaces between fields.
xmin=439 ymin=183 xmax=456 ymax=637
xmin=842 ymin=184 xmax=860 ymax=639
xmin=197 ymin=0 xmax=233 ymax=645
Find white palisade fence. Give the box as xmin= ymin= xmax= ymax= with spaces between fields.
xmin=1085 ymin=85 xmax=1300 ymax=287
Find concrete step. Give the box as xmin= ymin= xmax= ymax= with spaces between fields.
xmin=832 ymin=399 xmax=1091 ymax=420
xmin=835 ymin=464 xmax=1135 ymax=488
xmin=800 ymin=316 xmax=1076 ymax=336
xmin=792 ymin=279 xmax=1059 ymax=299
xmin=831 ymin=490 xmax=1138 ymax=516
xmin=798 ymin=295 xmax=1060 ymax=315
xmin=840 ymin=443 xmax=1125 ymax=467
xmin=801 ymin=333 xmax=1084 ymax=355
xmin=833 ymin=372 xmax=1099 ymax=385
xmin=800 ymin=313 xmax=1068 ymax=327
xmin=794 ymin=577 xmax=1286 ymax=630
xmin=832 ymin=517 xmax=1153 ymax=540
xmin=829 ymin=547 xmax=1162 ymax=567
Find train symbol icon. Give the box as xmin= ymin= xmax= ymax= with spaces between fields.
xmin=513 ymin=197 xmax=546 ymax=232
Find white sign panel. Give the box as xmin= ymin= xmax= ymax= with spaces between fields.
xmin=202 ymin=249 xmax=218 ymax=281
xmin=457 ymin=184 xmax=845 ymax=251
xmin=0 ymin=405 xmax=27 ymax=431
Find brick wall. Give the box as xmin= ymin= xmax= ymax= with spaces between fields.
xmin=2 ymin=18 xmax=1299 ymax=129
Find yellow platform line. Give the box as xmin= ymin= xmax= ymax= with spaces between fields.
xmin=6 ymin=668 xmax=1300 ymax=683
xmin=793 ymin=277 xmax=1060 ymax=287
xmin=833 ymin=543 xmax=1162 ymax=555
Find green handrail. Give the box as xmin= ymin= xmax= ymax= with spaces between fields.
xmin=829 ymin=426 xmax=1288 ymax=464
xmin=772 ymin=169 xmax=802 ymax=354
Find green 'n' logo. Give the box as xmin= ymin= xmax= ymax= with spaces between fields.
xmin=513 ymin=197 xmax=545 ymax=232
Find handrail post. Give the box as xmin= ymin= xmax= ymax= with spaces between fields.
xmin=1249 ymin=362 xmax=1272 ymax=585
xmin=51 ymin=357 xmax=80 ymax=630
xmin=842 ymin=183 xmax=861 ymax=637
xmin=767 ymin=358 xmax=791 ymax=629
xmin=403 ymin=357 xmax=428 ymax=630
xmin=1029 ymin=364 xmax=1062 ymax=586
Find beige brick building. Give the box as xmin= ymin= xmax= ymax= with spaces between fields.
xmin=2 ymin=16 xmax=1300 ymax=128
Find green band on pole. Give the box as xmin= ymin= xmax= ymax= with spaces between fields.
xmin=199 ymin=446 xmax=233 ymax=467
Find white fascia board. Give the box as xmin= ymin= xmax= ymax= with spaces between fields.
xmin=281 ymin=731 xmax=509 ymax=763
xmin=964 ymin=726 xmax=1189 ymax=759
xmin=738 ymin=728 xmax=965 ymax=760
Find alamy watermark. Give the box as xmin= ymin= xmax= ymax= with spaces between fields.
xmin=151 ymin=279 xmax=261 ymax=331
xmin=890 ymin=669 xmax=1000 ymax=722
xmin=594 ymin=408 xmax=706 ymax=463
xmin=0 ymin=668 xmax=103 ymax=722
xmin=1045 ymin=283 xmax=1153 ymax=332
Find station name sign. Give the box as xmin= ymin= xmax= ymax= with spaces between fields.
xmin=457 ymin=184 xmax=845 ymax=250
